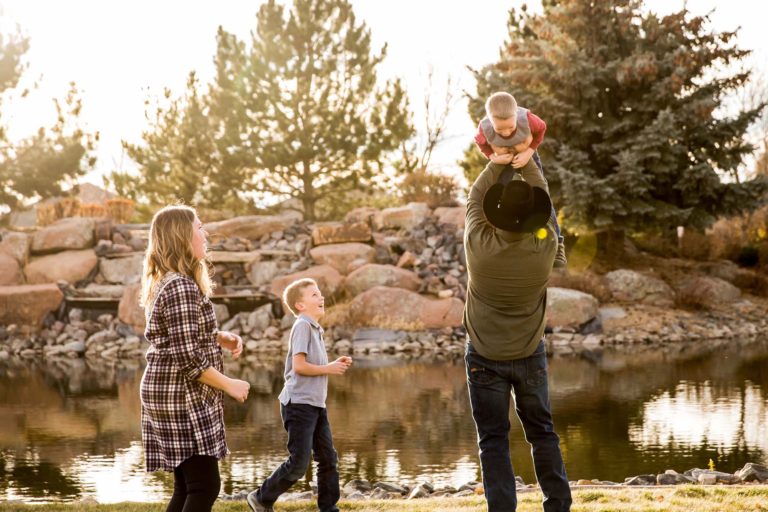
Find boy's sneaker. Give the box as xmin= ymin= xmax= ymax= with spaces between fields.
xmin=246 ymin=490 xmax=272 ymax=512
xmin=554 ymin=241 xmax=567 ymax=268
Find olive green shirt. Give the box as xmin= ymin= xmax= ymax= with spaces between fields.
xmin=463 ymin=159 xmax=556 ymax=360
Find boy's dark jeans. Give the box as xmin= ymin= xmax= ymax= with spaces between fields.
xmin=465 ymin=341 xmax=572 ymax=512
xmin=531 ymin=151 xmax=562 ymax=241
xmin=257 ymin=403 xmax=340 ymax=512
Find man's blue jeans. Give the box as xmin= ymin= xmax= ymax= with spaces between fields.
xmin=465 ymin=341 xmax=572 ymax=512
xmin=257 ymin=403 xmax=340 ymax=512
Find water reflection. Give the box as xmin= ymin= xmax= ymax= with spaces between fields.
xmin=630 ymin=382 xmax=768 ymax=452
xmin=1 ymin=337 xmax=767 ymax=502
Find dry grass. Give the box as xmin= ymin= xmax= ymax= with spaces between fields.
xmin=708 ymin=205 xmax=768 ymax=265
xmin=4 ymin=487 xmax=768 ymax=512
xmin=0 ymin=485 xmax=768 ymax=512
xmin=365 ymin=314 xmax=425 ymax=331
xmin=321 ymin=302 xmax=352 ymax=328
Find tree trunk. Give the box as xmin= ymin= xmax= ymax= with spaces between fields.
xmin=301 ymin=160 xmax=315 ymax=221
xmin=596 ymin=229 xmax=626 ymax=263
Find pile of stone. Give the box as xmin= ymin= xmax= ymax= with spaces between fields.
xmin=220 ymin=478 xmax=491 ymax=502
xmin=2 ymin=202 xmax=768 ymax=363
xmin=611 ymin=463 xmax=768 ymax=487
xmin=0 ymin=308 xmax=147 ymax=361
xmin=219 ymin=462 xmax=768 ymax=502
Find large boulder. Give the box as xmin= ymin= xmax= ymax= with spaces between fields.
xmin=348 ymin=286 xmax=464 ymax=330
xmin=0 ymin=252 xmax=23 ymax=286
xmin=100 ymin=254 xmax=144 ymax=284
xmin=205 ymin=213 xmax=299 ymax=240
xmin=31 ymin=217 xmax=95 ymax=253
xmin=118 ymin=283 xmax=146 ymax=332
xmin=312 ymin=222 xmax=372 ymax=246
xmin=25 ymin=249 xmax=99 ymax=284
xmin=735 ymin=463 xmax=768 ymax=483
xmin=269 ymin=265 xmax=344 ymax=301
xmin=373 ymin=202 xmax=430 ymax=231
xmin=345 ymin=264 xmax=421 ymax=297
xmin=309 ymin=243 xmax=375 ymax=275
xmin=604 ymin=269 xmax=674 ymax=307
xmin=0 ymin=284 xmax=64 ymax=328
xmin=434 ymin=206 xmax=466 ymax=229
xmin=546 ymin=287 xmax=599 ymax=329
xmin=0 ymin=231 xmax=31 ymax=263
xmin=677 ymin=276 xmax=741 ymax=308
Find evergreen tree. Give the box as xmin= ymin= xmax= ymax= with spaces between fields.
xmin=118 ymin=0 xmax=413 ymax=221
xmin=464 ymin=0 xmax=767 ymax=254
xmin=231 ymin=0 xmax=412 ymax=220
xmin=0 ymin=30 xmax=96 ymax=210
xmin=111 ymin=72 xmax=240 ymax=212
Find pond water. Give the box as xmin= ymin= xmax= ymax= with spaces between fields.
xmin=1 ymin=337 xmax=767 ymax=503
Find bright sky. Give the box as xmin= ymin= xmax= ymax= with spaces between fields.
xmin=0 ymin=0 xmax=766 ymax=189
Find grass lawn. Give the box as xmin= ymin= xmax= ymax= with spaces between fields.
xmin=3 ymin=487 xmax=768 ymax=512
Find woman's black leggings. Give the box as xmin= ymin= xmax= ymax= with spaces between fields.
xmin=166 ymin=455 xmax=221 ymax=512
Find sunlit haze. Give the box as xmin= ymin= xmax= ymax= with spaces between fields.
xmin=0 ymin=0 xmax=765 ymax=189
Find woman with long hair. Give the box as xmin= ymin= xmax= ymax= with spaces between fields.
xmin=139 ymin=204 xmax=250 ymax=512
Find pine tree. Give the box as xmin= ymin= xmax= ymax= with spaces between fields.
xmin=119 ymin=0 xmax=413 ymax=221
xmin=464 ymin=0 xmax=767 ymax=255
xmin=220 ymin=0 xmax=413 ymax=220
xmin=0 ymin=30 xmax=96 ymax=210
xmin=112 ymin=72 xmax=237 ymax=212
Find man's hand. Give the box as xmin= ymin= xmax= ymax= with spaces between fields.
xmin=490 ymin=153 xmax=514 ymax=165
xmin=512 ymin=148 xmax=535 ymax=168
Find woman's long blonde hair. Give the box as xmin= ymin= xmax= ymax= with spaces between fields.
xmin=140 ymin=205 xmax=214 ymax=307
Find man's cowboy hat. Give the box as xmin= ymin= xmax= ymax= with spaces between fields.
xmin=482 ymin=167 xmax=552 ymax=233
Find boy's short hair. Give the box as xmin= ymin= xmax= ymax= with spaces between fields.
xmin=282 ymin=278 xmax=318 ymax=317
xmin=485 ymin=92 xmax=518 ymax=120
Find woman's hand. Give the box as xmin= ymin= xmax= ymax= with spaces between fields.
xmin=226 ymin=378 xmax=250 ymax=403
xmin=217 ymin=331 xmax=244 ymax=359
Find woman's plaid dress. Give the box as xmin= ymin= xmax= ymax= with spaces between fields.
xmin=140 ymin=272 xmax=227 ymax=472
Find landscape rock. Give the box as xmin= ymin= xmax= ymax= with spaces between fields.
xmin=100 ymin=254 xmax=144 ymax=284
xmin=546 ymin=287 xmax=599 ymax=329
xmin=348 ymin=286 xmax=463 ymax=330
xmin=309 ymin=243 xmax=375 ymax=275
xmin=25 ymin=250 xmax=98 ymax=284
xmin=205 ymin=213 xmax=299 ymax=240
xmin=344 ymin=264 xmax=421 ymax=297
xmin=118 ymin=283 xmax=145 ymax=332
xmin=0 ymin=284 xmax=64 ymax=328
xmin=31 ymin=217 xmax=95 ymax=253
xmin=312 ymin=222 xmax=372 ymax=246
xmin=269 ymin=265 xmax=344 ymax=300
xmin=605 ymin=270 xmax=675 ymax=307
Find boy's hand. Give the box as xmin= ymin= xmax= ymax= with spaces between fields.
xmin=326 ymin=357 xmax=352 ymax=375
xmin=217 ymin=331 xmax=244 ymax=359
xmin=490 ymin=153 xmax=514 ymax=165
xmin=512 ymin=148 xmax=535 ymax=168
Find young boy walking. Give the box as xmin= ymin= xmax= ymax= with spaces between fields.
xmin=475 ymin=91 xmax=567 ymax=268
xmin=247 ymin=278 xmax=352 ymax=512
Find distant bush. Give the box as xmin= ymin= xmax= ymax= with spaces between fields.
xmin=400 ymin=168 xmax=459 ymax=208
